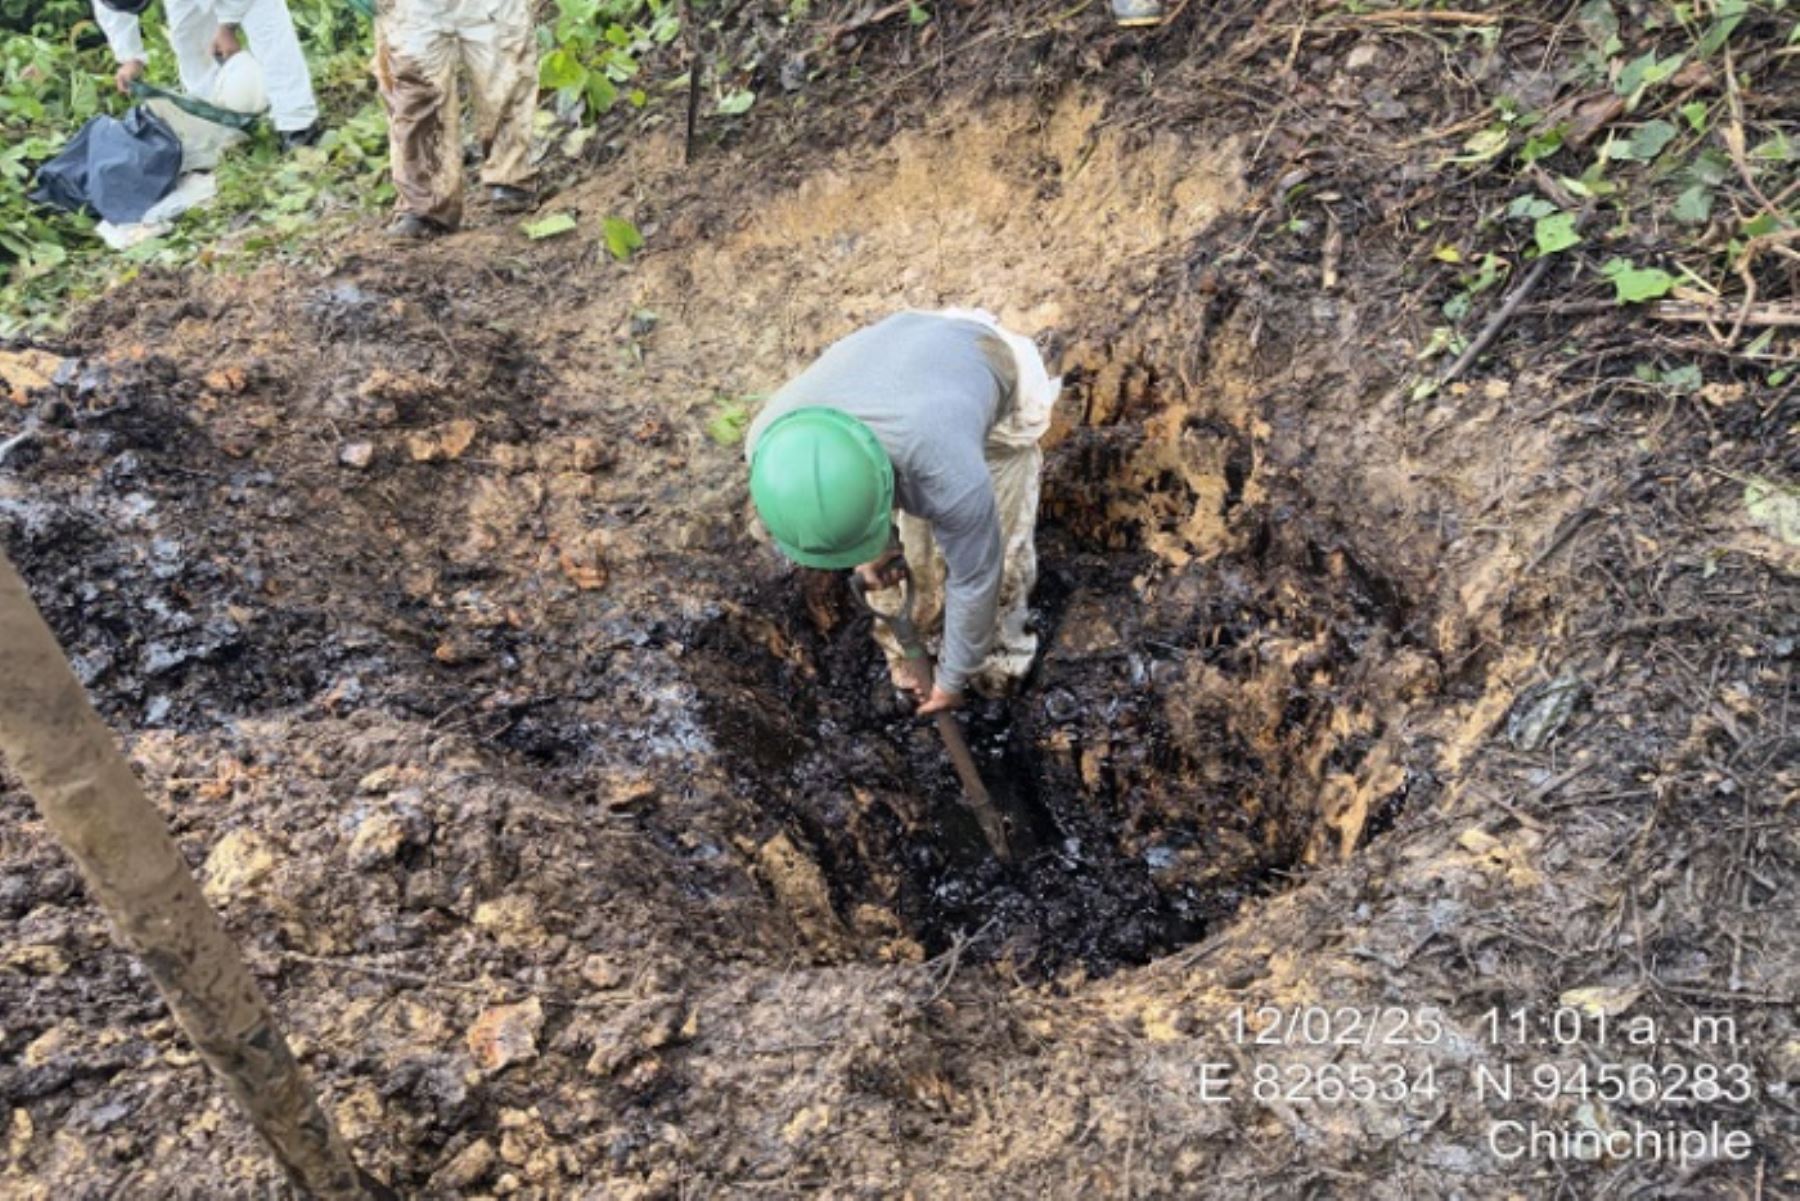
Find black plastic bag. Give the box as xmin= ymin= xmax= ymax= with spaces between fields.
xmin=30 ymin=107 xmax=183 ymax=225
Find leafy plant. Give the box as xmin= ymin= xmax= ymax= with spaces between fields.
xmin=1603 ymin=119 xmax=1677 ymax=162
xmin=523 ymin=211 xmax=578 ymax=239
xmin=1615 ymin=49 xmax=1685 ymax=110
xmin=1601 ymin=257 xmax=1676 ymax=303
xmin=704 ymin=397 xmax=755 ymax=446
xmin=601 ymin=215 xmax=643 ymax=260
xmin=0 ymin=0 xmax=399 ymax=334
xmin=538 ymin=0 xmax=677 ymax=125
xmin=1533 ymin=211 xmax=1582 ymax=256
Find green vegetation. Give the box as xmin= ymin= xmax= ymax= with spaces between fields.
xmin=1365 ymin=0 xmax=1800 ymax=395
xmin=2 ymin=0 xmax=384 ymax=334
xmin=0 ymin=0 xmax=692 ymax=336
xmin=538 ymin=0 xmax=678 ymax=124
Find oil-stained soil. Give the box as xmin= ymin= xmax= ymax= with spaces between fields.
xmin=2 ymin=2 xmax=1797 ymax=1198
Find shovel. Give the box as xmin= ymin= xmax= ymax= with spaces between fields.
xmin=852 ymin=571 xmax=1013 ymax=863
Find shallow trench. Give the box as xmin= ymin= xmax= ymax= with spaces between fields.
xmin=685 ymin=331 xmax=1436 ymax=977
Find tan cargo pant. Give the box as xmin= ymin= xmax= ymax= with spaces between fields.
xmin=870 ymin=310 xmax=1058 ymax=696
xmin=374 ymin=0 xmax=536 ymax=230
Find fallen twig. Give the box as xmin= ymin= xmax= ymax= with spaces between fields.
xmin=1432 ymin=197 xmax=1598 ymax=393
xmin=1342 ymin=8 xmax=1499 ymax=25
xmin=1721 ymin=45 xmax=1780 ymax=219
xmin=1439 ymin=257 xmax=1553 ymax=389
xmin=1727 ymin=229 xmax=1800 ymax=347
xmin=1652 ymin=301 xmax=1800 ymax=329
xmin=0 ymin=427 xmax=35 ymax=468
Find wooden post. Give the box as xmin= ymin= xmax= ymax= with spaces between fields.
xmin=0 ymin=551 xmax=372 ymax=1199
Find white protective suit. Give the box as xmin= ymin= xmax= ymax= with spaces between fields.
xmin=93 ymin=0 xmax=320 ymax=134
xmin=374 ymin=0 xmax=537 ymax=229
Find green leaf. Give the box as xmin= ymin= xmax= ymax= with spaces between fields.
xmin=1578 ymin=0 xmax=1619 ymax=47
xmin=1615 ymin=51 xmax=1686 ymax=106
xmin=601 ymin=216 xmax=643 ymax=261
xmin=1518 ymin=125 xmax=1565 ymax=165
xmin=908 ymin=1 xmax=931 ymax=24
xmin=705 ymin=400 xmax=752 ymax=446
xmin=1659 ymin=363 xmax=1702 ymax=393
xmin=1743 ymin=212 xmax=1782 ymax=238
xmin=1743 ymin=476 xmax=1800 ymax=547
xmin=1601 ymin=257 xmax=1676 ymax=302
xmin=1534 ymin=211 xmax=1582 ymax=256
xmin=523 ymin=212 xmax=579 ymax=240
xmin=1442 ymin=292 xmax=1472 ymax=321
xmin=1507 ymin=195 xmax=1557 ymax=221
xmin=1467 ymin=253 xmax=1508 ymax=295
xmin=1769 ymin=369 xmax=1792 ymax=386
xmin=1697 ymin=0 xmax=1747 ymax=56
xmin=1417 ymin=326 xmax=1460 ymax=360
xmin=1624 ymin=119 xmax=1678 ymax=161
xmin=717 ymin=89 xmax=756 ymax=116
xmin=1687 ymin=147 xmax=1732 ymax=186
xmin=539 ymin=48 xmax=588 ymax=91
xmin=1751 ymin=131 xmax=1795 ymax=162
xmin=1444 ymin=125 xmax=1511 ymax=165
xmin=585 ymin=71 xmax=618 ymax=113
xmin=1672 ymin=183 xmax=1714 ymax=224
xmin=1679 ymin=100 xmax=1709 ymax=132
xmin=1575 ymin=158 xmax=1620 ymax=196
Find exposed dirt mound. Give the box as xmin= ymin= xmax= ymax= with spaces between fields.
xmin=2 ymin=3 xmax=1797 ymax=1198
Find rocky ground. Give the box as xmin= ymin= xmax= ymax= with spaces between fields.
xmin=1 ymin=2 xmax=1796 ymax=1197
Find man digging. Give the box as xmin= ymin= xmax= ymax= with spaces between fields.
xmin=745 ymin=309 xmax=1059 ymax=715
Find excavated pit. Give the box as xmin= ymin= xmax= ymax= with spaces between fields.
xmin=687 ymin=340 xmax=1433 ymax=977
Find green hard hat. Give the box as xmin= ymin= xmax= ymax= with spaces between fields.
xmin=749 ymin=408 xmax=894 ymax=570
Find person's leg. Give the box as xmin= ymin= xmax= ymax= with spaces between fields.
xmin=374 ymin=0 xmax=464 ymax=229
xmin=972 ymin=323 xmax=1056 ymax=693
xmin=164 ymin=0 xmax=221 ymax=99
xmin=234 ymin=0 xmax=320 ymax=133
xmin=870 ymin=513 xmax=944 ymax=687
xmin=459 ymin=0 xmax=537 ymax=191
xmin=974 ymin=439 xmax=1043 ymax=693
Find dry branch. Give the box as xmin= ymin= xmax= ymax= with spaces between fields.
xmin=1651 ymin=301 xmax=1800 ymax=329
xmin=1343 ymin=8 xmax=1499 ymax=25
xmin=0 ymin=552 xmax=377 ymax=1199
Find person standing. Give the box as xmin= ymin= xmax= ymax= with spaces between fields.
xmin=745 ymin=309 xmax=1058 ymax=714
xmin=92 ymin=0 xmax=322 ymax=149
xmin=373 ymin=0 xmax=538 ymax=239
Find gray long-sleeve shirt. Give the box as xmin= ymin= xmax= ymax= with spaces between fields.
xmin=745 ymin=312 xmax=1017 ymax=694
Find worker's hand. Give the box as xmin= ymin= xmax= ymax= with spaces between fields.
xmin=914 ymin=685 xmax=962 ymax=716
xmin=854 ymin=548 xmax=906 ymax=592
xmin=211 ymin=23 xmax=242 ymax=62
xmin=114 ymin=59 xmax=146 ymax=94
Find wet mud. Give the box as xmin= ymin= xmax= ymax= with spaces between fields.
xmin=686 ymin=333 xmax=1433 ymax=977
xmin=4 ymin=27 xmax=1795 ymax=1193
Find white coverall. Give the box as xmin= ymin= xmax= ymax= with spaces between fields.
xmin=876 ymin=309 xmax=1057 ymax=696
xmin=374 ymin=0 xmax=537 ymax=229
xmin=93 ymin=0 xmax=320 ymax=134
